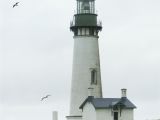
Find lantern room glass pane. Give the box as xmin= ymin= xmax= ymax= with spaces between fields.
xmin=77 ymin=0 xmax=95 ymax=14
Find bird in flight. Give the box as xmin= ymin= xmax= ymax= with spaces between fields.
xmin=41 ymin=95 xmax=51 ymax=101
xmin=13 ymin=2 xmax=19 ymax=8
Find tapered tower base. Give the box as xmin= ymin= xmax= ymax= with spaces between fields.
xmin=70 ymin=36 xmax=102 ymax=116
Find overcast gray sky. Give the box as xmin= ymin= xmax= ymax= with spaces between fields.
xmin=0 ymin=0 xmax=160 ymax=120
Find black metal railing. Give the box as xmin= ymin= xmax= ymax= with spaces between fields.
xmin=70 ymin=20 xmax=102 ymax=28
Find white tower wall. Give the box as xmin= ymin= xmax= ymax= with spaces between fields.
xmin=70 ymin=35 xmax=102 ymax=116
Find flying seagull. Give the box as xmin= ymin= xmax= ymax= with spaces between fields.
xmin=13 ymin=2 xmax=19 ymax=8
xmin=41 ymin=95 xmax=51 ymax=101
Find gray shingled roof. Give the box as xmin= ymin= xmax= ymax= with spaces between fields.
xmin=79 ymin=96 xmax=136 ymax=109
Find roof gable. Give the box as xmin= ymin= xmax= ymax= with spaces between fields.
xmin=79 ymin=97 xmax=136 ymax=109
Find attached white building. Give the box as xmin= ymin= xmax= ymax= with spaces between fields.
xmin=79 ymin=89 xmax=136 ymax=120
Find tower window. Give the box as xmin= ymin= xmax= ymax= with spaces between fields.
xmin=91 ymin=69 xmax=97 ymax=84
xmin=75 ymin=29 xmax=78 ymax=36
xmin=89 ymin=28 xmax=94 ymax=35
xmin=114 ymin=112 xmax=118 ymax=120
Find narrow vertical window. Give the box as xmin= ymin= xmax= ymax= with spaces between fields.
xmin=75 ymin=29 xmax=78 ymax=36
xmin=89 ymin=28 xmax=94 ymax=35
xmin=80 ymin=28 xmax=82 ymax=35
xmin=91 ymin=69 xmax=97 ymax=84
xmin=114 ymin=112 xmax=118 ymax=120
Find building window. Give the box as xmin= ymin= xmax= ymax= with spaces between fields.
xmin=91 ymin=69 xmax=97 ymax=84
xmin=114 ymin=112 xmax=118 ymax=120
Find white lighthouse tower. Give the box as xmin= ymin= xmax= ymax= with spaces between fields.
xmin=68 ymin=0 xmax=102 ymax=119
xmin=65 ymin=1 xmax=136 ymax=120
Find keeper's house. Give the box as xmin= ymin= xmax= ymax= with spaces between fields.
xmin=79 ymin=89 xmax=136 ymax=120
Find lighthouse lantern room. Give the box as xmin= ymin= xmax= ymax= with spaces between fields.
xmin=70 ymin=0 xmax=102 ymax=36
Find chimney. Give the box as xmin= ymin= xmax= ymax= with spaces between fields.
xmin=88 ymin=87 xmax=94 ymax=96
xmin=121 ymin=88 xmax=127 ymax=98
xmin=52 ymin=111 xmax=58 ymax=120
